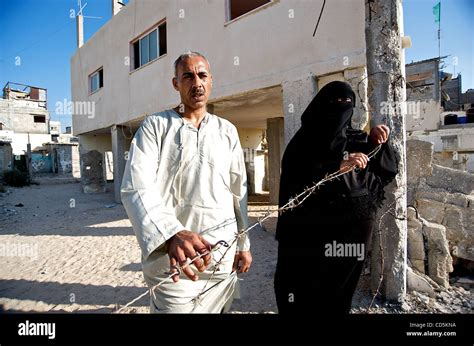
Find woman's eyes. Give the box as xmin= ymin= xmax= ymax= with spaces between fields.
xmin=331 ymin=98 xmax=352 ymax=104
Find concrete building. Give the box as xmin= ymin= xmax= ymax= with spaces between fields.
xmin=405 ymin=57 xmax=444 ymax=132
xmin=0 ymin=82 xmax=81 ymax=177
xmin=71 ymin=0 xmax=373 ymax=203
xmin=406 ymin=58 xmax=474 ymax=173
xmin=49 ymin=120 xmax=61 ymax=142
xmin=0 ymin=82 xmax=51 ymax=156
xmin=442 ymin=75 xmax=462 ymax=112
xmin=409 ymin=123 xmax=474 ymax=173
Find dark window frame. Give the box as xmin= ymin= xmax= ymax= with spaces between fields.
xmin=226 ymin=0 xmax=272 ymax=22
xmin=33 ymin=115 xmax=46 ymax=123
xmin=131 ymin=20 xmax=167 ymax=71
xmin=89 ymin=67 xmax=104 ymax=94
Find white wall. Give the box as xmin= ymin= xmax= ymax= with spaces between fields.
xmin=238 ymin=128 xmax=264 ymax=149
xmin=406 ymin=100 xmax=442 ymax=132
xmin=10 ymin=134 xmax=52 ymax=155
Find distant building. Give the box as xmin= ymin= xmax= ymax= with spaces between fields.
xmin=0 ymin=82 xmax=80 ymax=176
xmin=406 ymin=58 xmax=474 ymax=173
xmin=0 ymin=82 xmax=51 ymax=155
xmin=441 ymin=75 xmax=462 ymax=112
xmin=50 ymin=120 xmax=61 ymax=142
xmin=405 ymin=57 xmax=445 ymax=132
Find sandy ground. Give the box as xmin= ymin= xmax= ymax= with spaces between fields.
xmin=0 ymin=181 xmax=278 ymax=313
xmin=0 ymin=180 xmax=470 ymax=314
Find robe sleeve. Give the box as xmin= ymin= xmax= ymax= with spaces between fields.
xmin=121 ymin=116 xmax=185 ymax=260
xmin=229 ymin=128 xmax=250 ymax=252
xmin=367 ymin=140 xmax=398 ymax=184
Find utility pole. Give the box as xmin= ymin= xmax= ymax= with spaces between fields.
xmin=365 ymin=0 xmax=408 ymax=302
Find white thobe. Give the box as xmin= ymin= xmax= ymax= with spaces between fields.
xmin=121 ymin=109 xmax=250 ymax=313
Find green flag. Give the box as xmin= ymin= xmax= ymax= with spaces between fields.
xmin=433 ymin=2 xmax=441 ymax=23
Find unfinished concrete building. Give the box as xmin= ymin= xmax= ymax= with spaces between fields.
xmin=0 ymin=82 xmax=51 ymax=156
xmin=71 ymin=0 xmax=371 ymax=203
xmin=0 ymin=82 xmax=80 ymax=177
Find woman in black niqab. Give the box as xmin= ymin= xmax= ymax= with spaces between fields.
xmin=274 ymin=81 xmax=398 ymax=314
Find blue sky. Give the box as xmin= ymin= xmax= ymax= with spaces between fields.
xmin=0 ymin=0 xmax=472 ymax=132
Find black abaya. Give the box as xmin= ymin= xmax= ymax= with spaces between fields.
xmin=274 ymin=81 xmax=398 ymax=314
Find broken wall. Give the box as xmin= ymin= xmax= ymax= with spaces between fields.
xmin=406 ymin=139 xmax=474 ymax=288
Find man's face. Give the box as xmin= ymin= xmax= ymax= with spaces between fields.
xmin=172 ymin=56 xmax=212 ymax=111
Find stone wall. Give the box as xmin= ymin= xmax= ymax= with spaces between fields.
xmin=406 ymin=139 xmax=473 ymax=290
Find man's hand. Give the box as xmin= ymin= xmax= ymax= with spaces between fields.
xmin=232 ymin=251 xmax=252 ymax=273
xmin=340 ymin=152 xmax=369 ymax=172
xmin=369 ymin=124 xmax=390 ymax=145
xmin=167 ymin=230 xmax=212 ymax=283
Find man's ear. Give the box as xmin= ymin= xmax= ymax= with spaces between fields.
xmin=172 ymin=77 xmax=179 ymax=91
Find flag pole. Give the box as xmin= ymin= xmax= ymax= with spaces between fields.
xmin=438 ymin=2 xmax=441 ymax=60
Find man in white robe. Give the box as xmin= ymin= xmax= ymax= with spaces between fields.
xmin=121 ymin=51 xmax=252 ymax=313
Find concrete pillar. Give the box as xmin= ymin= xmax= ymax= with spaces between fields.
xmin=266 ymin=117 xmax=284 ymax=205
xmin=26 ymin=143 xmax=32 ymax=181
xmin=76 ymin=14 xmax=84 ymax=48
xmin=365 ymin=0 xmax=408 ymax=302
xmin=282 ymin=76 xmax=317 ymax=146
xmin=80 ymin=150 xmax=106 ymax=193
xmin=111 ymin=125 xmax=127 ymax=203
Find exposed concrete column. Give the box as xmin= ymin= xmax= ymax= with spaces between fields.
xmin=365 ymin=0 xmax=408 ymax=302
xmin=266 ymin=117 xmax=284 ymax=205
xmin=111 ymin=125 xmax=127 ymax=203
xmin=282 ymin=76 xmax=317 ymax=147
xmin=26 ymin=142 xmax=32 ymax=181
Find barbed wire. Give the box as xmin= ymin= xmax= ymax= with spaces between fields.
xmin=114 ymin=144 xmax=383 ymax=313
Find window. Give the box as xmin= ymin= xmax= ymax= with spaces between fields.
xmin=132 ymin=21 xmax=167 ymax=70
xmin=33 ymin=115 xmax=46 ymax=123
xmin=228 ymin=0 xmax=271 ymax=21
xmin=89 ymin=68 xmax=103 ymax=94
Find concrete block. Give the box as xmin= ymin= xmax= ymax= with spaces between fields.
xmin=427 ymin=164 xmax=474 ymax=195
xmin=443 ymin=205 xmax=468 ymax=243
xmin=422 ymin=219 xmax=453 ymax=288
xmin=407 ymin=267 xmax=436 ymax=297
xmin=415 ymin=189 xmax=469 ymax=208
xmin=407 ymin=140 xmax=434 ymax=182
xmin=416 ymin=198 xmax=445 ymax=224
xmin=407 ymin=208 xmax=425 ymax=273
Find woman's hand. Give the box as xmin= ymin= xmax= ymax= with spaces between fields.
xmin=369 ymin=125 xmax=390 ymax=145
xmin=340 ymin=152 xmax=369 ymax=172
